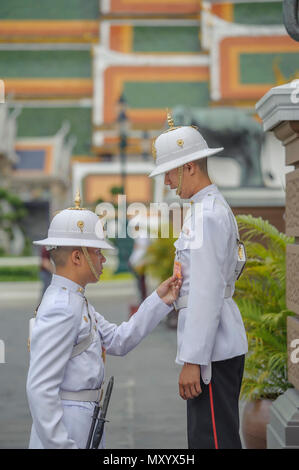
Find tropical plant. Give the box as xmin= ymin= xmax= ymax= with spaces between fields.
xmin=235 ymin=214 xmax=295 ymax=401
xmin=144 ymin=228 xmax=176 ymax=281
xmin=0 ymin=187 xmax=26 ymax=225
xmin=0 ymin=188 xmax=27 ymax=255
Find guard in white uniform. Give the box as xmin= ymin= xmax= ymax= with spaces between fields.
xmin=149 ymin=112 xmax=248 ymax=449
xmin=26 ymin=192 xmax=181 ymax=449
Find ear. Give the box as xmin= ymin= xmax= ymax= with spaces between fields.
xmin=185 ymin=161 xmax=196 ymax=175
xmin=71 ymin=248 xmax=82 ymax=266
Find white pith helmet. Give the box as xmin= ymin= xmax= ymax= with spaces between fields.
xmin=33 ymin=191 xmax=115 ymax=251
xmin=149 ymin=111 xmax=223 ymax=178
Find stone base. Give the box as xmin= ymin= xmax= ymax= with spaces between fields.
xmin=267 ymin=388 xmax=299 ymax=448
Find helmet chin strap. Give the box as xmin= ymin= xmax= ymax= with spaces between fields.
xmin=81 ymin=246 xmax=101 ymax=282
xmin=176 ymin=166 xmax=184 ymax=196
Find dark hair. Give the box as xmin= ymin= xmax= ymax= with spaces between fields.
xmin=49 ymin=246 xmax=82 ymax=267
xmin=195 ymin=157 xmax=208 ymax=174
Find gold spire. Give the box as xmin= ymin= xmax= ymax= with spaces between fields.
xmin=74 ymin=189 xmax=81 ymax=209
xmin=163 ymin=108 xmax=181 ymax=134
xmin=67 ymin=189 xmax=86 ymax=210
xmin=167 ymin=108 xmax=175 ymax=129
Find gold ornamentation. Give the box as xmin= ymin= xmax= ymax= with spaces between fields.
xmin=167 ymin=108 xmax=175 ymax=129
xmin=74 ymin=189 xmax=81 ymax=208
xmin=67 ymin=189 xmax=87 ymax=211
xmin=176 ymin=166 xmax=184 ymax=196
xmin=152 ymin=139 xmax=157 ymax=161
xmin=102 ymin=348 xmax=106 ymax=363
xmin=177 ymin=139 xmax=184 ymax=147
xmin=163 ymin=108 xmax=181 ymax=134
xmin=77 ymin=220 xmax=84 ymax=232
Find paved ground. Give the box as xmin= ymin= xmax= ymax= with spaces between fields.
xmin=0 ymin=280 xmax=245 ymax=449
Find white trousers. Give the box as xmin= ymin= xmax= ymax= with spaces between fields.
xmin=28 ymin=401 xmax=105 ymax=449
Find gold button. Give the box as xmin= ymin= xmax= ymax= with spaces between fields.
xmin=94 ymin=326 xmax=97 ymax=331
xmin=83 ymin=316 xmax=88 ymax=323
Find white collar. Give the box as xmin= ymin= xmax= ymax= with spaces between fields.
xmin=51 ymin=274 xmax=85 ymax=297
xmin=190 ymin=184 xmax=218 ymax=203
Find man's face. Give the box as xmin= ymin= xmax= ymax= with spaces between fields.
xmin=164 ymin=166 xmax=190 ymax=199
xmin=84 ymin=247 xmax=106 ymax=282
xmin=164 ymin=168 xmax=179 ymax=190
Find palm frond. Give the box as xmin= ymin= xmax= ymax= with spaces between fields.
xmin=236 ymin=214 xmax=293 ymax=251
xmin=235 ymin=215 xmax=295 ymax=401
xmin=244 ymin=242 xmax=273 ymax=262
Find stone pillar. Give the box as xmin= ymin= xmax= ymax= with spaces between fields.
xmin=256 ymin=81 xmax=299 ymax=448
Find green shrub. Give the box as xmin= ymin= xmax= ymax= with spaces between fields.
xmin=235 ymin=215 xmax=295 ymax=400
xmin=144 ymin=230 xmax=176 ymax=281
xmin=0 ymin=265 xmax=39 ymax=282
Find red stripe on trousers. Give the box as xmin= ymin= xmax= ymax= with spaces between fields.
xmin=209 ymin=382 xmax=219 ymax=449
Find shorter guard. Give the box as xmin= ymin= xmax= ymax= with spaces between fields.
xmin=26 ymin=193 xmax=181 ymax=449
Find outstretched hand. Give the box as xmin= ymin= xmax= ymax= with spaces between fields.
xmin=156 ymin=274 xmax=182 ymax=306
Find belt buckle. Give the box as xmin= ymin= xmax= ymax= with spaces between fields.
xmin=96 ymin=388 xmax=104 ymax=404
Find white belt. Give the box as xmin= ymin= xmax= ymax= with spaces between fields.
xmin=173 ymin=295 xmax=189 ymax=311
xmin=173 ymin=285 xmax=233 ymax=312
xmin=71 ymin=330 xmax=94 ymax=359
xmin=60 ymin=388 xmax=102 ymax=402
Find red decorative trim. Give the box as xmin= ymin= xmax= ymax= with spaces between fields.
xmin=209 ymin=382 xmax=219 ymax=449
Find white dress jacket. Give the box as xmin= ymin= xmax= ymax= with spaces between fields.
xmin=174 ymin=184 xmax=248 ymax=373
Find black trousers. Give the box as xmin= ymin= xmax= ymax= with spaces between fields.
xmin=187 ymin=355 xmax=245 ymax=449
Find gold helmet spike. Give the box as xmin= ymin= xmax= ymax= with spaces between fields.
xmin=67 ymin=189 xmax=86 ymax=210
xmin=74 ymin=189 xmax=81 ymax=209
xmin=163 ymin=108 xmax=181 ymax=134
xmin=167 ymin=108 xmax=175 ymax=129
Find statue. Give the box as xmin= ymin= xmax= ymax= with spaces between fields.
xmin=283 ymin=0 xmax=299 ymax=42
xmin=172 ymin=106 xmax=265 ymax=188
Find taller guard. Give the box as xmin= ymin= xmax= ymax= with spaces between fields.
xmin=26 ymin=192 xmax=181 ymax=449
xmin=149 ymin=112 xmax=248 ymax=449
